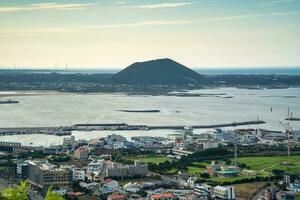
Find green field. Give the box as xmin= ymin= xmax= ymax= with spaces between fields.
xmin=237 ymin=156 xmax=300 ymax=175
xmin=125 ymin=155 xmax=172 ymax=164
xmin=187 ymin=162 xmax=209 ymax=175
xmin=183 ymin=156 xmax=300 ymax=184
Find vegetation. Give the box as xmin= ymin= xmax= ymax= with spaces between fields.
xmin=237 ymin=156 xmax=300 ymax=175
xmin=0 ymin=181 xmax=64 ymax=200
xmin=49 ymin=154 xmax=71 ymax=163
xmin=45 ymin=186 xmax=64 ymax=200
xmin=0 ymin=181 xmax=29 ymax=200
xmin=234 ymin=182 xmax=267 ymax=200
xmin=125 ymin=155 xmax=171 ymax=164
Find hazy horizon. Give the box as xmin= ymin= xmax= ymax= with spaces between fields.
xmin=1 ymin=0 xmax=300 ymax=68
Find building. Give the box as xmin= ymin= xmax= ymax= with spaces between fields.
xmin=276 ymin=191 xmax=295 ymax=200
xmin=16 ymin=160 xmax=29 ymax=180
xmin=87 ymin=159 xmax=104 ymax=176
xmin=150 ymin=193 xmax=176 ymax=200
xmin=63 ymin=136 xmax=76 ymax=150
xmin=28 ymin=160 xmax=72 ymax=192
xmin=107 ymin=193 xmax=127 ymax=200
xmin=194 ymin=184 xmax=212 ymax=197
xmin=43 ymin=146 xmax=63 ymax=154
xmin=212 ymin=186 xmax=235 ymax=200
xmin=207 ymin=161 xmax=239 ymax=177
xmin=172 ymin=148 xmax=193 ymax=157
xmin=105 ymin=161 xmax=148 ymax=178
xmin=195 ymin=139 xmax=219 ymax=150
xmin=123 ymin=182 xmax=141 ymax=193
xmin=71 ymin=167 xmax=85 ymax=181
xmin=74 ymin=146 xmax=89 ymax=160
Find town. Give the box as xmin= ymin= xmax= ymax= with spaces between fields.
xmin=1 ymin=124 xmax=300 ymax=200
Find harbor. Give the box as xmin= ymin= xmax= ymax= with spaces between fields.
xmin=0 ymin=120 xmax=266 ymax=136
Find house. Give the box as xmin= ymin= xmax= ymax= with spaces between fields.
xmin=212 ymin=186 xmax=235 ymax=200
xmin=74 ymin=146 xmax=89 ymax=160
xmin=107 ymin=193 xmax=127 ymax=200
xmin=276 ymin=191 xmax=295 ymax=200
xmin=150 ymin=193 xmax=176 ymax=200
xmin=72 ymin=167 xmax=85 ymax=181
xmin=194 ymin=184 xmax=212 ymax=197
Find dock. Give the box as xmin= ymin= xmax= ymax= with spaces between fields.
xmin=0 ymin=120 xmax=266 ymax=136
xmin=148 ymin=120 xmax=266 ymax=130
xmin=285 ymin=118 xmax=300 ymax=121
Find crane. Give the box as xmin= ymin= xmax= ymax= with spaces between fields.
xmin=279 ymin=121 xmax=294 ymax=156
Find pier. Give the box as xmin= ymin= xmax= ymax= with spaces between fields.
xmin=148 ymin=120 xmax=266 ymax=130
xmin=0 ymin=120 xmax=266 ymax=136
xmin=285 ymin=118 xmax=300 ymax=121
xmin=0 ymin=127 xmax=73 ymax=136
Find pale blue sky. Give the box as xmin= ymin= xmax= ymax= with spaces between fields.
xmin=0 ymin=0 xmax=300 ymax=69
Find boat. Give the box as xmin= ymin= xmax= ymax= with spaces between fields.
xmin=0 ymin=99 xmax=19 ymax=104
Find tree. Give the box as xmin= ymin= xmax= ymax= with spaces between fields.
xmin=200 ymin=172 xmax=210 ymax=179
xmin=44 ymin=186 xmax=64 ymax=200
xmin=0 ymin=181 xmax=29 ymax=200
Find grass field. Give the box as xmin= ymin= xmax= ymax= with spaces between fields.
xmin=234 ymin=182 xmax=267 ymax=200
xmin=237 ymin=156 xmax=300 ymax=175
xmin=184 ymin=156 xmax=300 ymax=184
xmin=187 ymin=162 xmax=209 ymax=175
xmin=125 ymin=155 xmax=172 ymax=164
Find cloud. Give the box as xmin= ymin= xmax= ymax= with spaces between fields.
xmin=262 ymin=0 xmax=295 ymax=6
xmin=1 ymin=11 xmax=299 ymax=37
xmin=135 ymin=2 xmax=197 ymax=9
xmin=197 ymin=11 xmax=300 ymax=23
xmin=0 ymin=3 xmax=93 ymax=13
xmin=115 ymin=1 xmax=132 ymax=5
xmin=0 ymin=20 xmax=193 ymax=36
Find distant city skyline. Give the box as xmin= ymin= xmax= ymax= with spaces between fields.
xmin=0 ymin=0 xmax=300 ymax=69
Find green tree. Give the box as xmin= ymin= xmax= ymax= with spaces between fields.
xmin=0 ymin=181 xmax=29 ymax=200
xmin=44 ymin=186 xmax=64 ymax=200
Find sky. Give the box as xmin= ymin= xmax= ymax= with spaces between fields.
xmin=0 ymin=0 xmax=300 ymax=69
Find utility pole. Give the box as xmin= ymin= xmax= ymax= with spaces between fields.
xmin=234 ymin=132 xmax=238 ymax=167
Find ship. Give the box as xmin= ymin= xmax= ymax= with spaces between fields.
xmin=0 ymin=99 xmax=19 ymax=104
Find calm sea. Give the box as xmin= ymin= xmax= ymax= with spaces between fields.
xmin=0 ymin=87 xmax=299 ymax=146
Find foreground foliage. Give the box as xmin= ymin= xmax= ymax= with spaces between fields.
xmin=0 ymin=181 xmax=64 ymax=200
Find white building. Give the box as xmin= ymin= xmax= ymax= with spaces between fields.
xmin=72 ymin=167 xmax=85 ymax=181
xmin=123 ymin=182 xmax=141 ymax=193
xmin=87 ymin=159 xmax=104 ymax=176
xmin=202 ymin=140 xmax=219 ymax=149
xmin=63 ymin=136 xmax=76 ymax=149
xmin=213 ymin=186 xmax=235 ymax=200
xmin=105 ymin=162 xmax=148 ymax=178
xmin=194 ymin=184 xmax=212 ymax=197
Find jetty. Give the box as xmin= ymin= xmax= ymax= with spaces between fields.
xmin=285 ymin=118 xmax=300 ymax=121
xmin=0 ymin=120 xmax=266 ymax=136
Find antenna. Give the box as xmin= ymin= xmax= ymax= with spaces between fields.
xmin=279 ymin=121 xmax=294 ymax=156
xmin=234 ymin=132 xmax=238 ymax=167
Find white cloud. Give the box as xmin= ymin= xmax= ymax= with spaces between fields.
xmin=0 ymin=3 xmax=93 ymax=13
xmin=1 ymin=11 xmax=299 ymax=37
xmin=115 ymin=1 xmax=132 ymax=5
xmin=262 ymin=0 xmax=295 ymax=6
xmin=136 ymin=2 xmax=197 ymax=9
xmin=197 ymin=11 xmax=300 ymax=23
xmin=0 ymin=20 xmax=193 ymax=36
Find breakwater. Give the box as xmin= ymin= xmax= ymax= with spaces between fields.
xmin=0 ymin=120 xmax=266 ymax=136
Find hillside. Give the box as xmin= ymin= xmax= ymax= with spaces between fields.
xmin=110 ymin=58 xmax=205 ymax=85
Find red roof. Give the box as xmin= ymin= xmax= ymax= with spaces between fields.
xmin=67 ymin=192 xmax=83 ymax=196
xmin=105 ymin=178 xmax=113 ymax=183
xmin=151 ymin=193 xmax=175 ymax=199
xmin=109 ymin=194 xmax=127 ymax=199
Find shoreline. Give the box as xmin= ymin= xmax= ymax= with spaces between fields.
xmin=0 ymin=86 xmax=299 ymax=98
